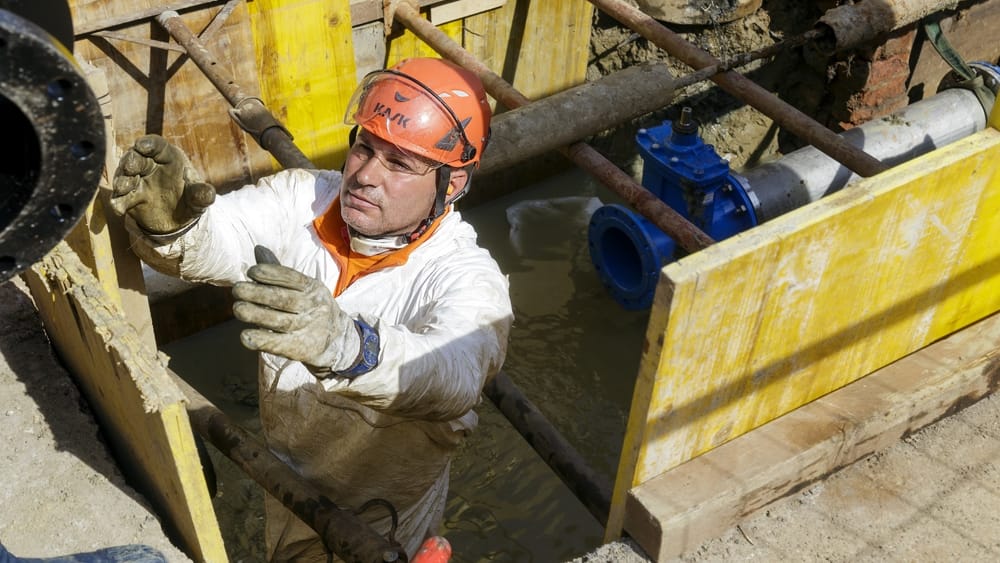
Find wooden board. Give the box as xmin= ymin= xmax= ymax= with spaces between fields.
xmin=23 ymin=243 xmax=226 ymax=563
xmin=463 ymin=0 xmax=592 ymax=102
xmin=71 ymin=1 xmax=276 ymax=193
xmin=21 ymin=58 xmax=224 ymax=561
xmin=70 ymin=0 xmax=224 ymax=34
xmin=992 ymin=91 xmax=1000 ymax=131
xmin=64 ymin=62 xmax=159 ymax=347
xmin=606 ymin=127 xmax=1000 ymax=539
xmin=247 ymin=0 xmax=359 ymax=170
xmin=429 ymin=0 xmax=506 ymax=25
xmin=624 ymin=311 xmax=1000 ymax=560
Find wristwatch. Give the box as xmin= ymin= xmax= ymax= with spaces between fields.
xmin=335 ymin=319 xmax=380 ymax=379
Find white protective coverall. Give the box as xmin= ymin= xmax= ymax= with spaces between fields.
xmin=129 ymin=168 xmax=513 ymax=560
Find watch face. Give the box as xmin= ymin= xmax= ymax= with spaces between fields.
xmin=362 ymin=333 xmax=379 ymax=366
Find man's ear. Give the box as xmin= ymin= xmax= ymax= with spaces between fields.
xmin=446 ymin=168 xmax=470 ymax=199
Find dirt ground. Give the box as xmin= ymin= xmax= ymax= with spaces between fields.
xmin=585 ymin=1 xmax=827 ymax=176
xmin=572 ymin=394 xmax=1000 ymax=562
xmin=0 ymin=278 xmax=191 ymax=561
xmin=681 ymin=390 xmax=1000 ymax=562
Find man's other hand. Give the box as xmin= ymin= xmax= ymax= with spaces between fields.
xmin=232 ymin=262 xmax=359 ymax=376
xmin=110 ymin=134 xmax=216 ymax=235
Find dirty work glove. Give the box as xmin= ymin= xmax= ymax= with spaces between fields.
xmin=110 ymin=134 xmax=216 ymax=237
xmin=232 ymin=249 xmax=363 ymax=377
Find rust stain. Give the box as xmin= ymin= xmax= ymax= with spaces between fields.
xmin=903 ymin=355 xmax=1000 ymax=440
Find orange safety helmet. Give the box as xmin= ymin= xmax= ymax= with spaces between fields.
xmin=344 ymin=57 xmax=491 ymax=169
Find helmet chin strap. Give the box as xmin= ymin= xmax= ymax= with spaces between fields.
xmin=348 ymin=166 xmax=456 ymax=256
xmin=403 ymin=165 xmax=454 ymax=242
xmin=343 ymin=126 xmax=471 ymax=253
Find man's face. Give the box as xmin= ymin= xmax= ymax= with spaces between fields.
xmin=340 ymin=130 xmax=440 ymax=237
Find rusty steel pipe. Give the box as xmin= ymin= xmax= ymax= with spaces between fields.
xmin=156 ymin=10 xmax=314 ymax=170
xmin=169 ymin=371 xmax=405 ymax=563
xmin=392 ymin=0 xmax=715 ymax=253
xmin=484 ymin=371 xmax=613 ymax=526
xmin=587 ymin=0 xmax=890 ymax=178
xmin=483 ymin=28 xmax=825 ymax=176
xmin=817 ymin=0 xmax=962 ymax=53
xmin=481 ymin=61 xmax=685 ymax=176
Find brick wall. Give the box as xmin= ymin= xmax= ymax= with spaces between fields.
xmin=828 ymin=27 xmax=917 ymax=130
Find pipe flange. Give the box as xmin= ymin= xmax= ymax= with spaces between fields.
xmin=588 ymin=204 xmax=675 ymax=310
xmin=0 ymin=8 xmax=106 ymax=282
xmin=969 ymin=61 xmax=1000 ymax=95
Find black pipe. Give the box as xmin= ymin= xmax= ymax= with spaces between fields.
xmin=0 ymin=4 xmax=106 ymax=283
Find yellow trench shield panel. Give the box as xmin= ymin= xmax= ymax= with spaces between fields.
xmin=607 ymin=127 xmax=1000 ymax=538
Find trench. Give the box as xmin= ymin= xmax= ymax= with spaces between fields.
xmin=162 ymin=168 xmax=650 ymax=562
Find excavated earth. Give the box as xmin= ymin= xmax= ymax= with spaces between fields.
xmin=4 ymin=2 xmax=1000 ymax=562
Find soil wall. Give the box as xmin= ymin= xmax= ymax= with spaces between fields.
xmin=579 ymin=0 xmax=1000 ymax=179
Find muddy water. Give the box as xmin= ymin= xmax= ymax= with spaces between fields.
xmin=163 ymin=168 xmax=650 ymax=562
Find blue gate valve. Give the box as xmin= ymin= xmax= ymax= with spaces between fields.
xmin=588 ymin=107 xmax=758 ymax=310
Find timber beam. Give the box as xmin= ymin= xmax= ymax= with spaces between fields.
xmin=624 ymin=311 xmax=1000 ymax=560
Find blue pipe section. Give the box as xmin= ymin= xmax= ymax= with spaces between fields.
xmin=588 ymin=108 xmax=758 ymax=309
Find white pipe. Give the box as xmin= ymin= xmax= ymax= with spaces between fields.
xmin=741 ymin=87 xmax=987 ymax=222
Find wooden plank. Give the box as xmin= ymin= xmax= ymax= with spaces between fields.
xmin=21 ymin=60 xmax=223 ymax=560
xmin=349 ymin=0 xmax=444 ymax=27
xmin=624 ymin=311 xmax=1000 ymax=560
xmin=73 ymin=4 xmax=275 ymax=193
xmin=429 ymin=0 xmax=506 ymax=25
xmin=70 ymin=0 xmax=226 ymax=35
xmin=246 ymin=0 xmax=358 ymax=170
xmin=462 ymin=0 xmax=593 ymax=101
xmin=991 ymin=90 xmax=1000 ymax=131
xmin=64 ymin=61 xmax=158 ymax=348
xmin=606 ymin=128 xmax=1000 ymax=539
xmin=23 ymin=242 xmax=227 ymax=563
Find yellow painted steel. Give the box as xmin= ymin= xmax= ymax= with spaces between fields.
xmin=247 ymin=0 xmax=358 ymax=170
xmin=606 ymin=128 xmax=1000 ymax=539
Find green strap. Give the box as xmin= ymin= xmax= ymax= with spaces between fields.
xmin=924 ymin=20 xmax=995 ymax=115
xmin=925 ymin=21 xmax=976 ymax=81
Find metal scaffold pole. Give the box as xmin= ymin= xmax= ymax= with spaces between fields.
xmin=391 ymin=0 xmax=716 ymax=255
xmin=170 ymin=372 xmax=406 ymax=563
xmin=586 ymin=0 xmax=889 ymax=178
xmin=156 ymin=10 xmax=315 ymax=171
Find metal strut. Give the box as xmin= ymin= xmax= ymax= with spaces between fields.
xmin=484 ymin=372 xmax=614 ymax=525
xmin=586 ymin=0 xmax=890 ymax=179
xmin=156 ymin=10 xmax=315 ymax=171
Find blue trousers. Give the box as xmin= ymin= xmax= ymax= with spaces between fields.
xmin=0 ymin=543 xmax=168 ymax=563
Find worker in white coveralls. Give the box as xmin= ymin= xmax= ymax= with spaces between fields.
xmin=108 ymin=57 xmax=513 ymax=561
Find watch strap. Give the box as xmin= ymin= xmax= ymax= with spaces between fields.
xmin=334 ymin=318 xmax=380 ymax=379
